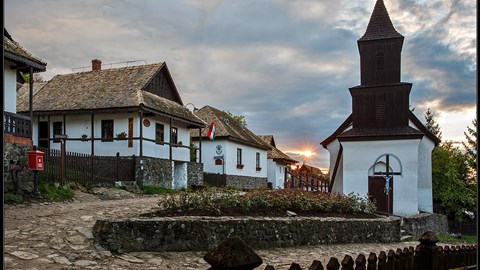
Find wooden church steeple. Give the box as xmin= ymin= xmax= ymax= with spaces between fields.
xmin=349 ymin=0 xmax=412 ymax=129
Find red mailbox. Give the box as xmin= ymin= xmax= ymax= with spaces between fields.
xmin=27 ymin=149 xmax=44 ymax=171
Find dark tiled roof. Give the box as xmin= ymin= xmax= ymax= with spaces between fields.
xmin=16 ymin=63 xmax=205 ymax=127
xmin=298 ymin=163 xmax=326 ymax=177
xmin=191 ymin=106 xmax=271 ymax=150
xmin=358 ymin=0 xmax=403 ymax=41
xmin=4 ymin=29 xmax=47 ymax=72
xmin=258 ymin=135 xmax=297 ymax=164
xmin=337 ymin=126 xmax=425 ymax=141
xmin=17 ymin=82 xmax=48 ymax=111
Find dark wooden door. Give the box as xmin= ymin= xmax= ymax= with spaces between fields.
xmin=368 ymin=176 xmax=393 ymax=214
xmin=38 ymin=121 xmax=49 ymax=148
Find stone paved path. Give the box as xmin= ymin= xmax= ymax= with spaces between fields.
xmin=4 ymin=188 xmax=436 ymax=269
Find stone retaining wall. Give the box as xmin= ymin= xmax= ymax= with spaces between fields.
xmin=93 ymin=216 xmax=401 ymax=252
xmin=3 ymin=140 xmax=34 ymax=194
xmin=402 ymin=212 xmax=449 ymax=237
xmin=226 ymin=175 xmax=267 ymax=189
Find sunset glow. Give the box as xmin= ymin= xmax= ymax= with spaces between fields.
xmin=285 ymin=150 xmax=316 ymax=158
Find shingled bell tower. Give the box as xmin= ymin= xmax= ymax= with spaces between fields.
xmin=350 ymin=0 xmax=412 ymax=129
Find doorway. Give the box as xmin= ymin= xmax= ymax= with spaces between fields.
xmin=368 ymin=176 xmax=393 ymax=214
xmin=38 ymin=121 xmax=49 ymax=148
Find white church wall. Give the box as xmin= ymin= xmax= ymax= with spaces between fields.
xmin=417 ymin=137 xmax=435 ymax=212
xmin=327 ymin=139 xmax=343 ymax=193
xmin=341 ymin=139 xmax=421 ymax=216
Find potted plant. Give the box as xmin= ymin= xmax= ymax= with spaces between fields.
xmin=81 ymin=134 xmax=88 ymax=141
xmin=116 ymin=132 xmax=127 ymax=140
xmin=236 ymin=164 xmax=244 ymax=169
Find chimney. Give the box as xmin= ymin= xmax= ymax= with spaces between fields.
xmin=92 ymin=59 xmax=102 ymax=71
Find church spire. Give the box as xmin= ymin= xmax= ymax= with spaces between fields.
xmin=359 ymin=0 xmax=403 ymax=41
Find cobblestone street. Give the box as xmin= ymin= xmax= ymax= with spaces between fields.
xmin=4 ymin=189 xmax=426 ymax=269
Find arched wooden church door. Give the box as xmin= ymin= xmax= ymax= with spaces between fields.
xmin=368 ymin=154 xmax=402 ymax=214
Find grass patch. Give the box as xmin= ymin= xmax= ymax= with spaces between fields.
xmin=141 ymin=185 xmax=176 ymax=195
xmin=437 ymin=234 xmax=477 ymax=244
xmin=39 ymin=182 xmax=75 ymax=202
xmin=4 ymin=193 xmax=24 ymax=204
xmin=148 ymin=188 xmax=376 ymax=217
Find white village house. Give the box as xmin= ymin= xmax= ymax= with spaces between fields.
xmin=320 ymin=0 xmax=440 ymax=216
xmin=4 ymin=29 xmax=47 ymax=194
xmin=191 ymin=106 xmax=270 ymax=189
xmin=258 ymin=135 xmax=297 ymax=189
xmin=17 ymin=59 xmax=206 ymax=189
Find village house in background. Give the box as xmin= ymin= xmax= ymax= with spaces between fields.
xmin=257 ymin=135 xmax=297 ymax=189
xmin=320 ymin=0 xmax=440 ymax=216
xmin=4 ymin=29 xmax=47 ymax=194
xmin=191 ymin=106 xmax=270 ymax=189
xmin=17 ymin=59 xmax=206 ymax=189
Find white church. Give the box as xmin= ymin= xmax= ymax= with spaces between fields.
xmin=320 ymin=0 xmax=440 ymax=217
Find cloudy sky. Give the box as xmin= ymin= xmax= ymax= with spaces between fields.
xmin=5 ymin=0 xmax=476 ymax=170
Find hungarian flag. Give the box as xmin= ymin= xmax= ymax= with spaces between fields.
xmin=207 ymin=121 xmax=216 ymax=141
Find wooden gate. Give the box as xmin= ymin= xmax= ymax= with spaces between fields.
xmin=368 ymin=176 xmax=393 ymax=214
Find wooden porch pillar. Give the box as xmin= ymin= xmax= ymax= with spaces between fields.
xmin=29 ymin=67 xmax=33 ymax=138
xmin=198 ymin=127 xmax=202 ymax=163
xmin=169 ymin=118 xmax=173 ymax=160
xmin=91 ymin=113 xmax=94 ymax=180
xmin=139 ymin=110 xmax=143 ymax=160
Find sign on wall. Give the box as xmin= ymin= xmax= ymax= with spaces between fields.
xmin=128 ymin=118 xmax=134 ymax=148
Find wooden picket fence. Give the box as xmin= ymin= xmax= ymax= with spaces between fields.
xmin=262 ymin=244 xmax=477 ymax=270
xmin=284 ymin=170 xmax=329 ymax=192
xmin=38 ymin=147 xmax=136 ymax=186
xmin=204 ymin=233 xmax=477 ymax=270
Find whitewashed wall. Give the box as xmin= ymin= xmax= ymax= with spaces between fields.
xmin=194 ymin=140 xmax=226 ymax=174
xmin=196 ymin=140 xmax=267 ymax=178
xmin=32 ymin=113 xmax=191 ymax=162
xmin=417 ymin=137 xmax=435 ymax=212
xmin=4 ymin=60 xmax=17 ymax=113
xmin=341 ymin=139 xmax=421 ymax=216
xmin=266 ymin=159 xmax=286 ymax=189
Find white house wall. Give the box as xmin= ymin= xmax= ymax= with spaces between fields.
xmin=194 ymin=140 xmax=226 ymax=174
xmin=266 ymin=159 xmax=286 ymax=189
xmin=341 ymin=139 xmax=421 ymax=216
xmin=32 ymin=113 xmax=191 ymax=162
xmin=224 ymin=141 xmax=267 ymax=178
xmin=197 ymin=140 xmax=267 ymax=178
xmin=4 ymin=60 xmax=17 ymax=113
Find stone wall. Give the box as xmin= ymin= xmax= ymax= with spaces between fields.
xmin=187 ymin=162 xmax=203 ymax=187
xmin=93 ymin=216 xmax=401 ymax=252
xmin=3 ymin=140 xmax=34 ymax=194
xmin=226 ymin=175 xmax=267 ymax=189
xmin=136 ymin=157 xmax=203 ymax=189
xmin=402 ymin=212 xmax=449 ymax=237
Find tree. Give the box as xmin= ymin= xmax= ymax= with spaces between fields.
xmin=462 ymin=119 xmax=477 ymax=183
xmin=225 ymin=111 xmax=247 ymax=127
xmin=427 ymin=110 xmax=477 ymax=222
xmin=424 ymin=108 xmax=442 ymax=141
xmin=431 ymin=142 xmax=476 ymax=221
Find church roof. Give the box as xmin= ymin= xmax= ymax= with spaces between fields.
xmin=320 ymin=112 xmax=441 ymax=148
xmin=358 ymin=0 xmax=403 ymax=41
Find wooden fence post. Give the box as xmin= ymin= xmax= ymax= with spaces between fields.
xmin=116 ymin=152 xmax=120 ymax=182
xmin=367 ymin=252 xmax=377 ymax=270
xmin=327 ymin=257 xmax=340 ymax=270
xmin=341 ymin=255 xmax=354 ymax=270
xmin=203 ymin=236 xmax=262 ymax=270
xmin=415 ymin=231 xmax=439 ymax=270
xmin=354 ymin=254 xmax=366 ymax=270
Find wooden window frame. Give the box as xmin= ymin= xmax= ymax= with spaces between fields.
xmin=171 ymin=126 xmax=178 ymax=144
xmin=101 ymin=119 xmax=114 ymax=142
xmin=156 ymin=123 xmax=165 ymax=144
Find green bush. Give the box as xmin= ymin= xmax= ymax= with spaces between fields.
xmin=158 ymin=188 xmax=376 ymax=216
xmin=4 ymin=193 xmax=24 ymax=204
xmin=141 ymin=185 xmax=176 ymax=195
xmin=39 ymin=182 xmax=75 ymax=202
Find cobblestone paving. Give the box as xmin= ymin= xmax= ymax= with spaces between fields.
xmin=4 ymin=188 xmax=435 ymax=270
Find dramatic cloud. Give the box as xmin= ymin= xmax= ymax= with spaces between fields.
xmin=5 ymin=0 xmax=476 ymax=170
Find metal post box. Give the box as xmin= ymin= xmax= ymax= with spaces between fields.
xmin=27 ymin=149 xmax=44 ymax=171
